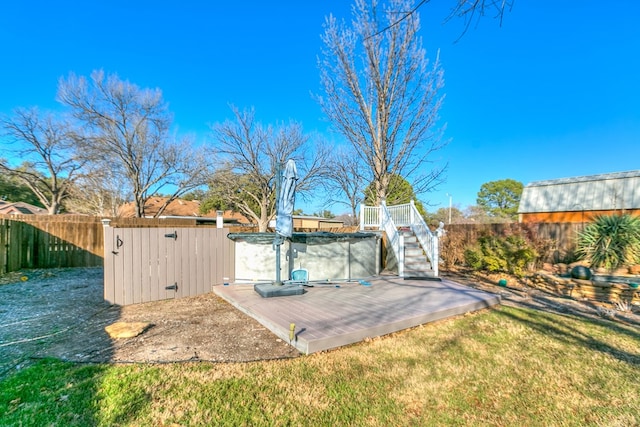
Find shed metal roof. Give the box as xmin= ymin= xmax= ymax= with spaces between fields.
xmin=518 ymin=170 xmax=640 ymax=213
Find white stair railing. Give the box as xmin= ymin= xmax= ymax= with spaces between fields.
xmin=360 ymin=205 xmax=381 ymax=229
xmin=360 ymin=200 xmax=441 ymax=277
xmin=379 ymin=202 xmax=404 ymax=277
xmin=407 ymin=201 xmax=440 ymax=277
xmin=386 ymin=203 xmax=412 ymax=227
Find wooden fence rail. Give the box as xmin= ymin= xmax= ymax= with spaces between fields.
xmin=0 ymin=215 xmax=236 ymax=275
xmin=1 ymin=214 xmax=588 ymax=278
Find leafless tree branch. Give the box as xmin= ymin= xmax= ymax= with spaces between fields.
xmin=0 ymin=107 xmax=84 ymax=214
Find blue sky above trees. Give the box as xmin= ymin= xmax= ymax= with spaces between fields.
xmin=1 ymin=0 xmax=638 ymax=214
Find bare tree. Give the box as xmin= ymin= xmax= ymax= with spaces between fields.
xmin=317 ymin=0 xmax=447 ymax=207
xmin=57 ymin=70 xmax=211 ymax=217
xmin=325 ymin=145 xmax=368 ymax=221
xmin=206 ymin=107 xmax=328 ymax=232
xmin=0 ymin=107 xmax=84 ymax=214
xmin=64 ymin=167 xmax=130 ymax=216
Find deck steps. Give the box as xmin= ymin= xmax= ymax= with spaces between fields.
xmin=401 ymin=231 xmax=436 ymax=278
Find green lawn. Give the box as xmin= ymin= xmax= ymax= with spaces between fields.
xmin=1 ymin=305 xmax=638 ymax=426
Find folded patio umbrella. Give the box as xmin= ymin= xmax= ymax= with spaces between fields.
xmin=275 ymin=159 xmax=298 ymax=239
xmin=272 ymin=159 xmax=298 ymax=286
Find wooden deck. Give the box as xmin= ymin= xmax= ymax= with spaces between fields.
xmin=212 ymin=276 xmax=500 ymax=354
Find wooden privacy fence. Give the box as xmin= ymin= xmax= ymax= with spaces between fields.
xmin=0 ymin=215 xmax=104 ymax=274
xmin=0 ymin=214 xmax=233 ymax=276
xmin=103 ymin=226 xmax=235 ymax=305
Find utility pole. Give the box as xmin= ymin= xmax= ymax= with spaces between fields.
xmin=446 ymin=193 xmax=452 ymax=224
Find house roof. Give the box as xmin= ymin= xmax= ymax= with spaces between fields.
xmin=293 ymin=215 xmax=345 ymax=223
xmin=0 ymin=200 xmax=48 ymax=215
xmin=118 ymin=197 xmax=252 ymax=224
xmin=118 ymin=197 xmax=208 ymax=218
xmin=518 ymin=170 xmax=640 ymax=213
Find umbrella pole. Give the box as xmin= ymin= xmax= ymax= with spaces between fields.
xmin=275 ymin=162 xmax=282 ymax=286
xmin=275 ymin=242 xmax=282 ymax=286
xmin=255 ymin=160 xmax=304 ymax=298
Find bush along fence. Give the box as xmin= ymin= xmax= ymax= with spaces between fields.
xmin=440 ymin=222 xmax=586 ymax=270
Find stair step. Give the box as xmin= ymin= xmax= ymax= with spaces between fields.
xmin=403 ymin=269 xmax=436 ymax=278
xmin=404 ymin=248 xmax=424 ymax=257
xmin=404 ymin=263 xmax=432 ymax=271
xmin=398 ymin=228 xmax=436 ymax=278
xmin=405 ymin=260 xmax=428 ymax=267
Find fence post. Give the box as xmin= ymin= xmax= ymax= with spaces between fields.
xmin=0 ymin=219 xmax=6 ymax=275
xmin=359 ymin=204 xmax=365 ymax=231
xmin=409 ymin=200 xmax=415 ymax=226
xmin=216 ymin=210 xmax=224 ymax=229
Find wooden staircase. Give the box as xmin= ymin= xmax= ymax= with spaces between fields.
xmin=401 ymin=230 xmax=437 ymax=279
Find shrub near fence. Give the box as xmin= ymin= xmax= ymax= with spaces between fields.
xmin=440 ymin=222 xmax=586 ymax=269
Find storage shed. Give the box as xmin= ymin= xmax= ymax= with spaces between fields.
xmin=518 ymin=170 xmax=640 ymax=223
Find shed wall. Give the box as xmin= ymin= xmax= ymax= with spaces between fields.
xmin=520 ymin=209 xmax=640 ymax=223
xmin=519 ymin=171 xmax=640 ymax=214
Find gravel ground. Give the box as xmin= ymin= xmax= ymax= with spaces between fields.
xmin=0 ymin=267 xmax=299 ymax=379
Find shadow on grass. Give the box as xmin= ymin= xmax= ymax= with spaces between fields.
xmin=0 ymin=268 xmax=154 ymax=425
xmin=495 ymin=304 xmax=640 ymax=367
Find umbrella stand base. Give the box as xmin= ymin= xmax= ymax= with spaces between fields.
xmin=254 ymin=283 xmax=306 ymax=298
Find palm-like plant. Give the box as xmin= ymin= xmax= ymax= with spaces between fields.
xmin=576 ymin=214 xmax=640 ymax=271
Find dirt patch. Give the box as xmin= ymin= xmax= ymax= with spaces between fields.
xmin=0 ymin=268 xmax=299 ymax=377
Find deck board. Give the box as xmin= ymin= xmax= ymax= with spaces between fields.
xmin=213 ymin=276 xmax=500 ymax=354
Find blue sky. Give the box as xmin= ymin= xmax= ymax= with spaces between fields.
xmin=1 ymin=1 xmax=639 ymax=215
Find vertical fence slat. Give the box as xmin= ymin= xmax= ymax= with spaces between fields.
xmin=148 ymin=230 xmax=160 ymax=301
xmin=163 ymin=227 xmax=175 ymax=300
xmin=113 ymin=229 xmax=125 ymax=306
xmin=0 ymin=219 xmax=7 ymax=274
xmin=180 ymin=228 xmax=192 ymax=298
xmin=103 ymin=226 xmax=115 ymax=304
xmin=202 ymin=229 xmax=212 ymax=292
xmin=140 ymin=228 xmax=151 ymax=303
xmin=131 ymin=228 xmax=143 ymax=304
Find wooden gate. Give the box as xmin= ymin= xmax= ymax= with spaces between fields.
xmin=103 ymin=226 xmax=235 ymax=305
